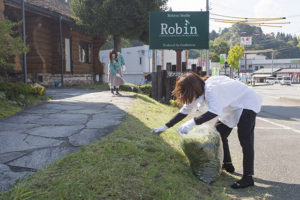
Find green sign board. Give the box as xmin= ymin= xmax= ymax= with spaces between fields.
xmin=149 ymin=12 xmax=209 ymax=50
xmin=220 ymin=54 xmax=226 ymax=65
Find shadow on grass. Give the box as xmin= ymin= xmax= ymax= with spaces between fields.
xmin=135 ymin=94 xmax=157 ymax=104
xmin=0 ymin=89 xmax=259 ymax=199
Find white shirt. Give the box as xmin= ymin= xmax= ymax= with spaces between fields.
xmin=179 ymin=76 xmax=262 ymax=128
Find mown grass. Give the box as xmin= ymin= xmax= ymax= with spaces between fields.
xmin=0 ymin=93 xmax=238 ymax=200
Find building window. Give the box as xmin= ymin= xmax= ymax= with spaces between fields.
xmin=79 ymin=42 xmax=92 ymax=64
xmin=255 ymin=66 xmax=259 ymax=70
xmin=139 ymin=57 xmax=142 ymax=65
xmin=260 ymin=66 xmax=264 ymax=69
xmin=249 ymin=65 xmax=252 ymax=69
xmin=59 ymin=0 xmax=69 ymax=5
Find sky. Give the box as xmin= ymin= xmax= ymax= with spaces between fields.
xmin=167 ymin=0 xmax=300 ymax=36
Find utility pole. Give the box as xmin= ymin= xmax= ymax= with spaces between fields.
xmin=59 ymin=15 xmax=64 ymax=86
xmin=206 ymin=0 xmax=210 ymax=75
xmin=272 ymin=51 xmax=274 ymax=75
xmin=21 ymin=0 xmax=27 ymax=83
xmin=244 ymin=45 xmax=247 ymax=73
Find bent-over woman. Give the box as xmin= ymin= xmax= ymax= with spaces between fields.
xmin=151 ymin=72 xmax=262 ymax=189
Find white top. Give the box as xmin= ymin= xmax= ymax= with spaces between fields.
xmin=179 ymin=76 xmax=262 ymax=128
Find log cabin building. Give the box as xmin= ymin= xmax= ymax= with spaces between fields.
xmin=1 ymin=0 xmax=105 ymax=86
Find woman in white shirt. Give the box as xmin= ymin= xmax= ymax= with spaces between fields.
xmin=151 ymin=72 xmax=262 ymax=189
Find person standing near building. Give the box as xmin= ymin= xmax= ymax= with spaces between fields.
xmin=151 ymin=72 xmax=262 ymax=189
xmin=108 ymin=49 xmax=125 ymax=96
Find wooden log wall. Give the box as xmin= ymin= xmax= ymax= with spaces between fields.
xmin=93 ymin=39 xmax=106 ymax=76
xmin=3 ymin=3 xmax=107 ymax=81
xmin=0 ymin=0 xmax=4 ymax=19
xmin=26 ymin=16 xmax=54 ymax=73
xmin=71 ymin=31 xmax=93 ymax=74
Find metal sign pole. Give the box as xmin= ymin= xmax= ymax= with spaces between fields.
xmin=206 ymin=0 xmax=209 ymax=75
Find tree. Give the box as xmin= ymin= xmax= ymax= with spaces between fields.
xmin=71 ymin=0 xmax=168 ymax=52
xmin=0 ymin=19 xmax=28 ymax=78
xmin=227 ymin=44 xmax=244 ymax=77
xmin=209 ymin=30 xmax=219 ymax=40
xmin=209 ymin=38 xmax=230 ymax=62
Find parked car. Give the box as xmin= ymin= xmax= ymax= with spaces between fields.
xmin=275 ymin=77 xmax=283 ymax=84
xmin=280 ymin=76 xmax=292 ymax=85
xmin=266 ymin=77 xmax=275 ymax=84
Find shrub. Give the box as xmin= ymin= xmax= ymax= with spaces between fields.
xmin=0 ymin=91 xmax=6 ymax=100
xmin=0 ymin=82 xmax=45 ymax=105
xmin=169 ymin=99 xmax=182 ymax=108
xmin=119 ymin=83 xmax=139 ymax=92
xmin=0 ymin=19 xmax=28 ymax=79
xmin=119 ymin=83 xmax=152 ymax=96
xmin=32 ymin=83 xmax=46 ymax=96
xmin=138 ymin=84 xmax=152 ymax=96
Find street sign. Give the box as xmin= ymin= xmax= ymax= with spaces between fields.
xmin=240 ymin=37 xmax=252 ymax=46
xmin=220 ymin=54 xmax=226 ymax=65
xmin=149 ymin=12 xmax=209 ymax=50
xmin=148 ymin=50 xmax=152 ymax=58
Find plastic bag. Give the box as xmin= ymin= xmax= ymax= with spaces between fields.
xmin=179 ymin=125 xmax=223 ymax=184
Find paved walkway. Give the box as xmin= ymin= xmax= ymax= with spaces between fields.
xmin=0 ymin=89 xmax=135 ymax=191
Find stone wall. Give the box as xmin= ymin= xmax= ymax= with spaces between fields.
xmin=27 ymin=73 xmax=95 ymax=86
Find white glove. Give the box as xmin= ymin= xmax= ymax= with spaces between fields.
xmin=150 ymin=125 xmax=168 ymax=134
xmin=177 ymin=119 xmax=196 ymax=134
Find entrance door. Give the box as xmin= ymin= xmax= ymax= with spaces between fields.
xmin=65 ymin=38 xmax=71 ymax=72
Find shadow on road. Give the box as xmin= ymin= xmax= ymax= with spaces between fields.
xmin=226 ymin=172 xmax=300 ymax=200
xmin=259 ymin=105 xmax=300 ymax=121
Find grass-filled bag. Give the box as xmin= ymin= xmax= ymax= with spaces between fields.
xmin=179 ymin=125 xmax=223 ymax=184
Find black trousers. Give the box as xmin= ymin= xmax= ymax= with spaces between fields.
xmin=215 ymin=109 xmax=256 ymax=176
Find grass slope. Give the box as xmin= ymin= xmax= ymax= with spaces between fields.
xmin=1 ymin=94 xmax=237 ymax=200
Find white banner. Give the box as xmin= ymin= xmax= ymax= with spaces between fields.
xmin=240 ymin=37 xmax=252 ymax=46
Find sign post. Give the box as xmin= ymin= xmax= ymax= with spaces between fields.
xmin=240 ymin=37 xmax=252 ymax=73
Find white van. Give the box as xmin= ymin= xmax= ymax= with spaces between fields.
xmin=266 ymin=77 xmax=275 ymax=84
xmin=275 ymin=77 xmax=283 ymax=84
xmin=280 ymin=76 xmax=292 ymax=85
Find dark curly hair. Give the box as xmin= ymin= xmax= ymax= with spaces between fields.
xmin=109 ymin=49 xmax=118 ymax=62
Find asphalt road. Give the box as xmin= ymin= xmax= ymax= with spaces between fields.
xmin=226 ymin=84 xmax=300 ymax=200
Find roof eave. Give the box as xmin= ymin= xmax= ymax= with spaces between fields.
xmin=5 ymin=0 xmax=74 ymax=23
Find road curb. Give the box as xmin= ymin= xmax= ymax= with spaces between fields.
xmin=279 ymin=97 xmax=300 ymax=104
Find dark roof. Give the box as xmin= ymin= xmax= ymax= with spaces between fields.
xmin=277 ymin=68 xmax=300 ymax=74
xmin=253 ymin=68 xmax=281 ymax=74
xmin=6 ymin=0 xmax=73 ymax=19
xmin=25 ymin=0 xmax=72 ymax=18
